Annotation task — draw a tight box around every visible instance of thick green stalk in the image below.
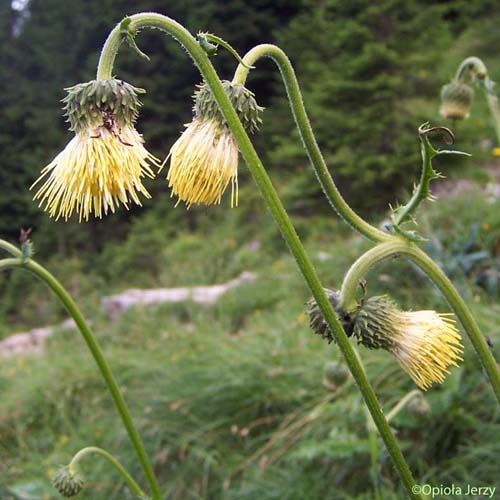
[0,252,162,500]
[353,347,381,500]
[69,446,146,498]
[97,14,419,498]
[339,239,500,404]
[231,44,391,243]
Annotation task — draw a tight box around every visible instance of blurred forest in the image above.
[1,1,500,499]
[0,0,498,248]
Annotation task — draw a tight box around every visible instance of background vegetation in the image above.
[1,0,500,498]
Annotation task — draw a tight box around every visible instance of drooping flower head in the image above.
[32,79,160,221]
[166,80,263,207]
[307,290,463,390]
[352,296,463,390]
[52,466,84,498]
[439,81,474,121]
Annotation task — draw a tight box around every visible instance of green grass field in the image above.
[1,184,499,499]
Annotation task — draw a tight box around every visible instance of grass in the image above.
[1,187,499,499]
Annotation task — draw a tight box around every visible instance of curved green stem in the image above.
[69,446,146,498]
[232,44,390,243]
[0,258,21,271]
[454,56,488,82]
[0,250,162,500]
[339,240,406,313]
[0,240,22,257]
[339,239,500,404]
[96,15,419,498]
[200,33,254,69]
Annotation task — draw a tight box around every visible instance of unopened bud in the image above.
[52,466,84,497]
[306,288,355,343]
[440,81,474,120]
[323,361,350,387]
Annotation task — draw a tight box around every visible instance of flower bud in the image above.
[306,288,355,344]
[52,466,84,497]
[439,81,474,120]
[323,361,350,387]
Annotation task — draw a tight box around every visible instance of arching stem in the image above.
[96,15,420,498]
[0,250,162,500]
[339,239,500,404]
[69,446,147,498]
[232,44,390,243]
[453,56,488,83]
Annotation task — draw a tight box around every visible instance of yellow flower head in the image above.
[353,296,463,390]
[306,290,463,390]
[165,81,263,208]
[167,118,239,207]
[32,79,160,221]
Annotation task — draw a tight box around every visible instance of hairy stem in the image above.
[0,250,161,499]
[391,131,435,228]
[96,15,419,498]
[232,44,390,243]
[339,239,500,404]
[69,446,146,498]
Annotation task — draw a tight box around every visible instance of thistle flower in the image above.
[166,80,263,207]
[32,79,160,221]
[352,296,463,390]
[307,291,463,390]
[439,81,474,121]
[52,466,84,497]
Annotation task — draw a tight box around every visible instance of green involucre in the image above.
[63,79,145,132]
[307,288,355,343]
[194,80,264,134]
[52,466,84,498]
